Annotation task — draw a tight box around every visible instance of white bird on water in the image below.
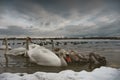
[28,44,67,66]
[0,45,11,50]
[7,44,67,67]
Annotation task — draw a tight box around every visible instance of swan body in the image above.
[7,47,26,56]
[0,45,11,50]
[6,44,67,66]
[27,44,63,66]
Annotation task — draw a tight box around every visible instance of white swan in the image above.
[28,44,62,66]
[7,47,27,56]
[7,44,67,67]
[0,45,11,50]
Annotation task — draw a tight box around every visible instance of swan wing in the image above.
[28,45,61,66]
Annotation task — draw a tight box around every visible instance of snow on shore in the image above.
[0,67,120,80]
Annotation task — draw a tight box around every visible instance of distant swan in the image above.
[0,45,11,50]
[7,47,26,56]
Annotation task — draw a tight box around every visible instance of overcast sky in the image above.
[0,0,120,37]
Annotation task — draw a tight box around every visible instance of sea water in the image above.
[0,39,120,73]
[0,39,120,80]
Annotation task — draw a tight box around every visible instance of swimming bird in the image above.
[27,44,62,66]
[0,45,11,50]
[7,47,26,56]
[7,44,67,67]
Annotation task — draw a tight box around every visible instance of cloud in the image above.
[0,0,120,37]
[0,26,30,35]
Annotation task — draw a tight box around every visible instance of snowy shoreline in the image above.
[0,67,120,80]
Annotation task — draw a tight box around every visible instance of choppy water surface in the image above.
[0,39,120,73]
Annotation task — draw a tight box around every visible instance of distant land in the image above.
[0,37,120,40]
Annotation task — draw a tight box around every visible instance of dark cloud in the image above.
[0,26,31,35]
[28,0,103,17]
[0,25,60,37]
[0,0,120,37]
[94,20,120,36]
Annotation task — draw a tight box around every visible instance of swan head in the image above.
[54,48,68,66]
[54,48,60,52]
[54,48,69,58]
